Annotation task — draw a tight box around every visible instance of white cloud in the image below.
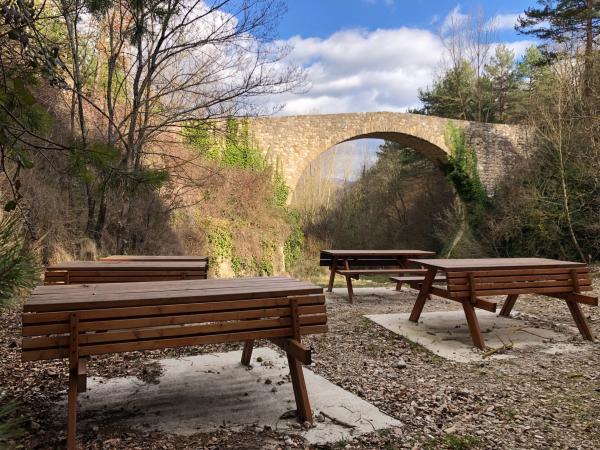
[487,13,520,31]
[440,5,469,35]
[268,27,446,114]
[261,19,534,115]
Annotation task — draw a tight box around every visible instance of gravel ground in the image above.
[1,279,599,450]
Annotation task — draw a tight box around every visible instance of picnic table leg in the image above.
[241,340,254,365]
[409,268,437,322]
[341,258,354,303]
[395,256,409,291]
[462,300,486,350]
[287,352,313,423]
[565,301,594,341]
[67,314,79,450]
[327,257,338,292]
[499,294,519,317]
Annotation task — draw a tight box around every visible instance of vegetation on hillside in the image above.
[413,0,600,261]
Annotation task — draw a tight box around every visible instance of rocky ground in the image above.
[1,276,599,450]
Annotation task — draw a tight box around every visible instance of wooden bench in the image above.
[100,254,209,266]
[22,277,327,449]
[44,260,208,285]
[390,275,447,291]
[320,250,435,302]
[406,258,598,350]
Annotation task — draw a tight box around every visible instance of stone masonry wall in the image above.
[245,112,530,194]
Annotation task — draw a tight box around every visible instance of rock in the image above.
[393,359,407,369]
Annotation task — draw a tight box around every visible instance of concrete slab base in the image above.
[366,310,583,363]
[75,348,400,444]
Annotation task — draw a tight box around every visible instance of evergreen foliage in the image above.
[0,214,40,306]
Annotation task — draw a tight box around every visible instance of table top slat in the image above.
[408,258,587,271]
[321,250,435,257]
[25,277,323,312]
[46,261,207,270]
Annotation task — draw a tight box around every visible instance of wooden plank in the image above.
[548,293,598,306]
[412,258,587,272]
[22,295,326,325]
[32,277,316,298]
[499,294,519,317]
[447,273,591,285]
[33,276,293,295]
[22,325,328,361]
[67,314,79,450]
[336,269,428,275]
[446,285,593,298]
[427,287,497,313]
[409,268,437,322]
[241,340,254,366]
[321,250,435,257]
[287,351,312,423]
[25,284,324,313]
[101,255,208,262]
[447,279,591,292]
[46,261,208,270]
[23,314,327,351]
[462,300,486,350]
[270,338,312,365]
[444,267,588,279]
[22,305,327,349]
[565,301,594,340]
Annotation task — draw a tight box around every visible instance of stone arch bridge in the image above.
[245,112,530,194]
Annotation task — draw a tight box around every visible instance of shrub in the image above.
[0,214,40,306]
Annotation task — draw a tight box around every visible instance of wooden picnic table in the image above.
[44,260,208,284]
[22,276,327,449]
[405,258,598,350]
[100,255,208,262]
[320,249,435,302]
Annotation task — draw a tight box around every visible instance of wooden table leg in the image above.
[241,340,254,365]
[565,301,594,341]
[462,300,486,350]
[327,257,338,292]
[499,294,519,317]
[395,256,408,291]
[409,268,437,322]
[287,352,313,423]
[345,275,354,303]
[67,314,79,450]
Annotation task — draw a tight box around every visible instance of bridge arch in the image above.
[246,112,529,195]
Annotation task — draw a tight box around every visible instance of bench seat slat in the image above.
[22,295,325,325]
[23,303,326,336]
[446,267,589,278]
[336,269,427,275]
[22,313,328,350]
[447,273,591,285]
[448,285,593,298]
[448,279,592,292]
[22,324,328,361]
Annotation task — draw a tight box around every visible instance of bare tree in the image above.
[50,0,305,247]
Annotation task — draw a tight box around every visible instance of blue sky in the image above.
[279,1,532,41]
[266,1,538,115]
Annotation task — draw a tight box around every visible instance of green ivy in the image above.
[257,239,276,276]
[442,123,489,224]
[283,211,304,270]
[272,169,290,208]
[207,222,233,264]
